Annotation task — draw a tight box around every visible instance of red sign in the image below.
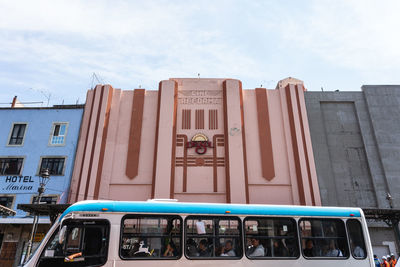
[186,141,213,154]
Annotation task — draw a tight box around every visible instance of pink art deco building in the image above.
[68,77,321,206]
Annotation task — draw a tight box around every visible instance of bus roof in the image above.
[60,201,362,221]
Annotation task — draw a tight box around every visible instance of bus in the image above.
[23,200,374,267]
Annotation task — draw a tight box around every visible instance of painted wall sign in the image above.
[5,176,34,183]
[178,90,222,105]
[3,176,34,191]
[186,133,213,154]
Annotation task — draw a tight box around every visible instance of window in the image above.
[39,157,66,175]
[299,219,349,258]
[32,195,58,204]
[185,216,242,258]
[347,219,367,259]
[49,123,68,145]
[38,219,110,267]
[0,158,24,175]
[0,196,14,209]
[120,215,182,259]
[8,123,27,145]
[244,217,299,258]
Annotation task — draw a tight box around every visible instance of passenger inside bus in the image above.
[198,239,211,257]
[273,240,289,257]
[215,246,228,256]
[186,238,199,257]
[247,238,265,257]
[163,241,178,257]
[324,240,343,257]
[350,238,365,258]
[224,240,236,256]
[303,239,315,257]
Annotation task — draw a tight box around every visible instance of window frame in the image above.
[298,218,350,260]
[119,214,183,260]
[0,194,16,209]
[346,219,367,260]
[30,194,59,205]
[243,216,300,260]
[37,156,67,176]
[48,122,69,146]
[7,122,28,146]
[0,157,25,176]
[184,215,243,260]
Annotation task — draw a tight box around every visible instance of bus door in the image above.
[36,219,110,267]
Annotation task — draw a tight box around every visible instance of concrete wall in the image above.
[305,86,400,256]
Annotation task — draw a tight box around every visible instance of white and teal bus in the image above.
[23,200,374,267]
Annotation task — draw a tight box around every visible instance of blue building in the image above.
[0,102,83,267]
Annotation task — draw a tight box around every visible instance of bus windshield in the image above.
[35,219,110,267]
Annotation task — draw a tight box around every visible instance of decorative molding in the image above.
[195,109,204,129]
[255,88,275,181]
[126,89,145,179]
[285,85,306,205]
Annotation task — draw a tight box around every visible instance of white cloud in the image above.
[279,0,400,71]
[0,0,400,104]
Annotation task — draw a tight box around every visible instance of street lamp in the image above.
[24,168,51,263]
[387,192,393,209]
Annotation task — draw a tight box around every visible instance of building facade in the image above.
[305,86,400,257]
[0,104,83,267]
[68,78,321,206]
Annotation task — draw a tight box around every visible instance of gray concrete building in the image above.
[305,85,400,258]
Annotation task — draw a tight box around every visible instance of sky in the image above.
[1,0,400,106]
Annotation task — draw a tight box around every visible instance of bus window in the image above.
[299,218,349,259]
[38,220,110,267]
[347,219,367,259]
[185,216,242,259]
[244,217,299,259]
[120,215,182,259]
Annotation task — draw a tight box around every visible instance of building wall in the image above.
[0,106,83,267]
[0,107,83,213]
[69,78,321,206]
[305,86,400,256]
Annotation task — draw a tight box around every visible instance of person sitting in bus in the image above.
[248,238,265,257]
[324,240,343,257]
[303,239,314,257]
[163,241,177,257]
[186,238,199,257]
[350,239,365,258]
[224,240,236,256]
[273,240,289,257]
[215,246,228,256]
[198,239,211,257]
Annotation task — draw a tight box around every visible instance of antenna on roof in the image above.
[90,72,105,89]
[28,88,51,107]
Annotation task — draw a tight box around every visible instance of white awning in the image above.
[0,204,16,216]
